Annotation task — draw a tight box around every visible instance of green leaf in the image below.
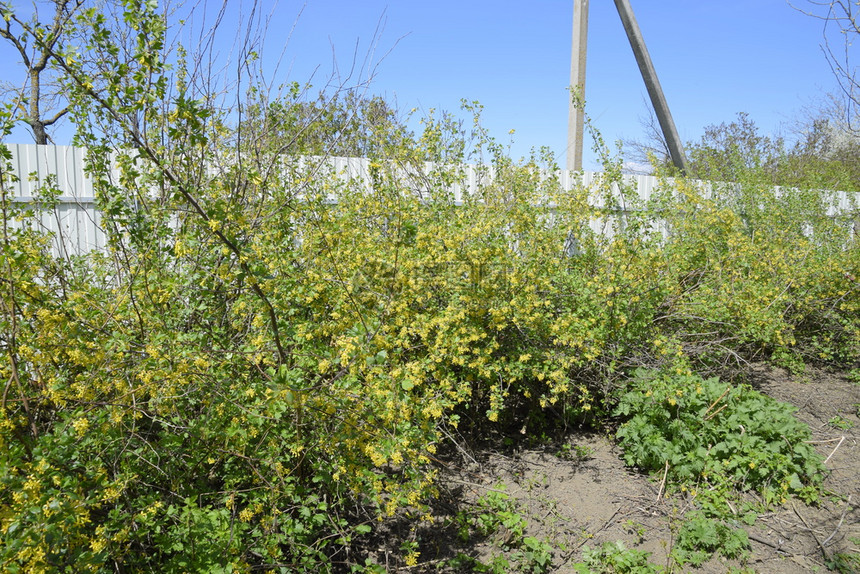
[788,473,804,491]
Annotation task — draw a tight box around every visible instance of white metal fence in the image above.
[3,145,107,257]
[2,143,857,258]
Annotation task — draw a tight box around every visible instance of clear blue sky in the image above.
[1,0,850,171]
[258,0,849,169]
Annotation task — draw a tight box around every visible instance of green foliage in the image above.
[576,512,749,571]
[575,515,750,572]
[828,550,860,574]
[557,442,594,463]
[827,532,860,573]
[683,111,860,192]
[616,369,825,513]
[515,536,554,573]
[450,488,554,573]
[687,112,783,183]
[474,490,527,540]
[646,110,860,376]
[672,512,749,567]
[2,2,860,570]
[828,415,853,430]
[652,161,860,370]
[573,541,663,574]
[243,89,413,159]
[457,490,552,574]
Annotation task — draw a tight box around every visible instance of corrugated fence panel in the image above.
[3,144,857,256]
[4,144,102,258]
[7,144,95,200]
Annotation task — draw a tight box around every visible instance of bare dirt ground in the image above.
[388,365,860,573]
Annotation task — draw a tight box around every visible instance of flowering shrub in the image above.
[0,4,856,569]
[649,172,860,371]
[3,124,854,570]
[3,107,858,569]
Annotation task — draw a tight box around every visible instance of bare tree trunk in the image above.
[28,68,48,144]
[0,0,82,144]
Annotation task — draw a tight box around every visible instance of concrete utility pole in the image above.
[613,0,688,174]
[567,0,589,172]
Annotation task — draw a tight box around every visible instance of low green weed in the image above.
[828,415,854,430]
[574,520,751,573]
[573,541,663,573]
[615,368,825,512]
[558,442,594,463]
[671,512,749,567]
[828,552,860,574]
[448,486,553,574]
[459,488,526,541]
[511,536,554,573]
[450,487,555,573]
[622,519,647,544]
[771,347,807,376]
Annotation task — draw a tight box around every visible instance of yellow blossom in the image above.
[72,417,90,436]
[90,537,107,553]
[405,551,420,567]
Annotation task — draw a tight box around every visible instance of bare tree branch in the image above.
[0,0,84,143]
[790,1,860,129]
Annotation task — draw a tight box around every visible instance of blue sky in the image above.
[253,0,851,169]
[1,0,850,170]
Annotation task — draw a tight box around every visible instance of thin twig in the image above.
[824,436,845,465]
[703,385,731,418]
[704,403,729,422]
[747,532,782,550]
[792,502,829,559]
[656,460,669,504]
[821,494,852,548]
